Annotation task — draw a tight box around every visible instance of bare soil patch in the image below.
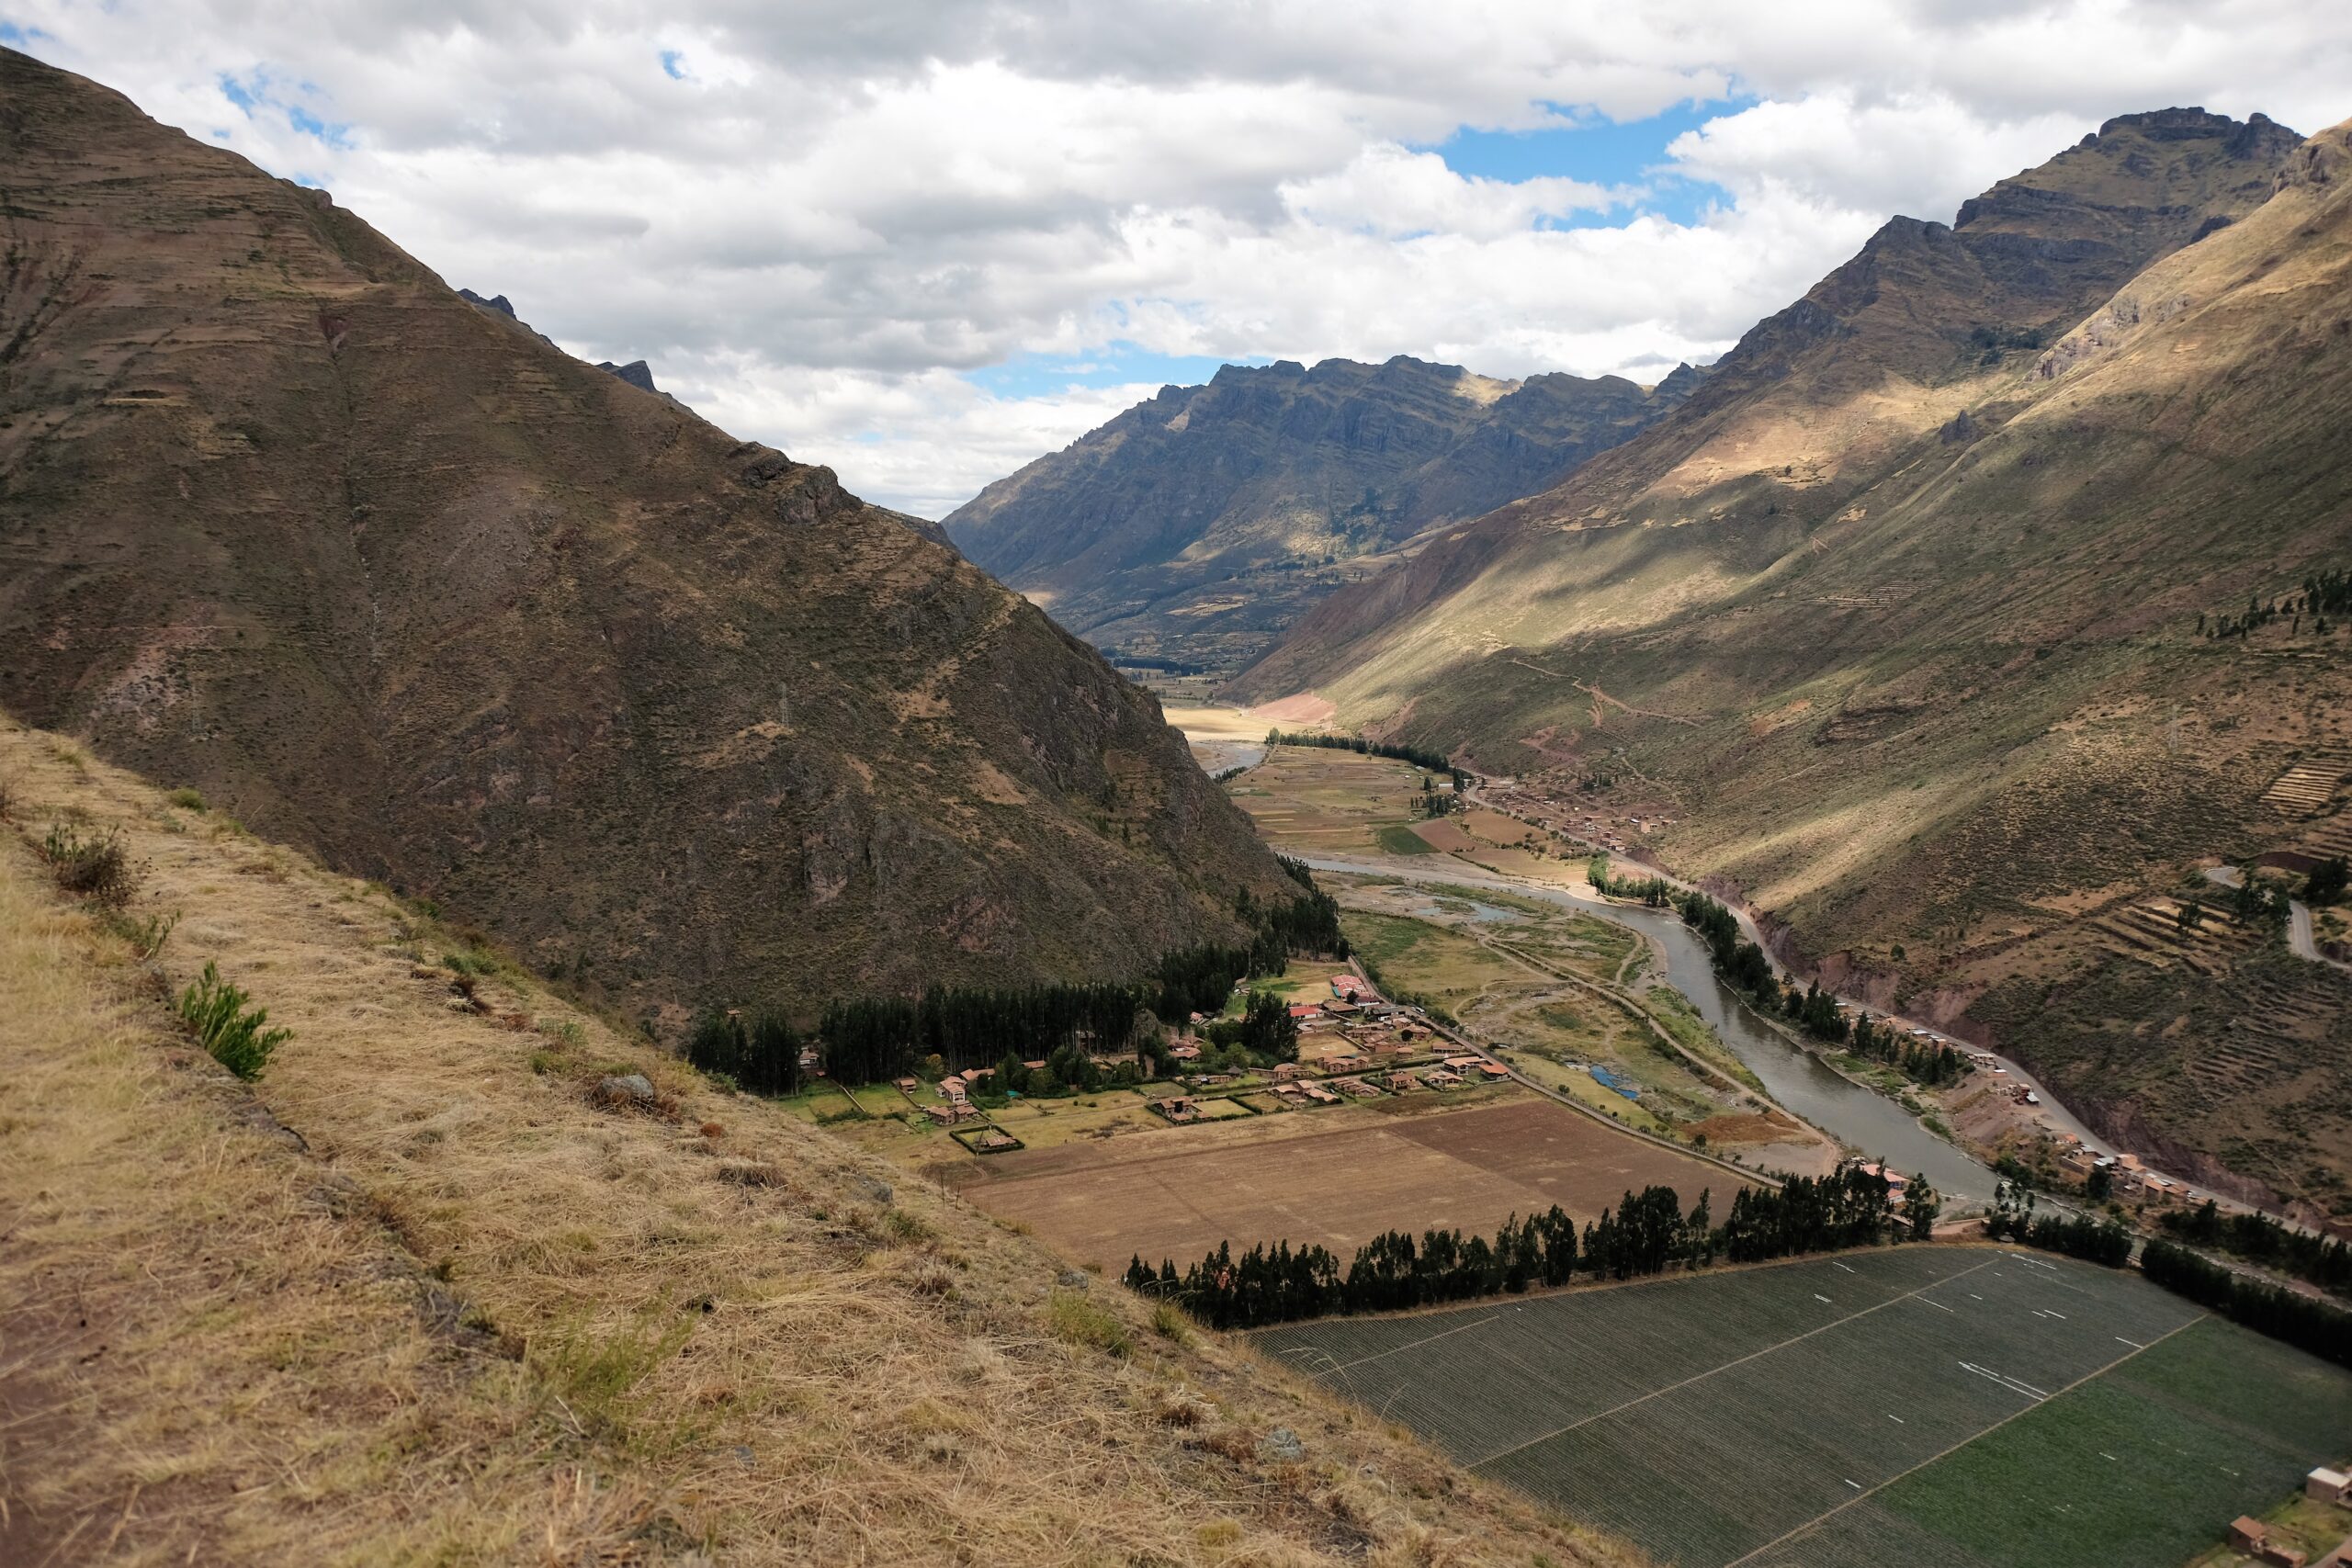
[956,1094,1757,1271]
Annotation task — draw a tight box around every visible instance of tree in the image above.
[2307,857,2348,907]
[1904,1173,1939,1240]
[1237,989,1299,1062]
[2086,1163,2113,1201]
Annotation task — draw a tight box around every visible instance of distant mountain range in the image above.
[0,46,1293,1016]
[946,355,1707,672]
[1233,107,2352,1220]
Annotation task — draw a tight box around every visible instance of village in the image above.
[864,968,1517,1155]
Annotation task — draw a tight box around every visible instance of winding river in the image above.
[1299,852,1998,1207]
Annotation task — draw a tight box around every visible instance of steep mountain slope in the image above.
[1235,109,2352,1219]
[0,719,1624,1566]
[0,48,1292,1020]
[947,355,1704,672]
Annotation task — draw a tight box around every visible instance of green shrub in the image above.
[1047,1291,1132,1357]
[177,961,290,1080]
[166,786,207,811]
[103,908,179,959]
[1150,1299,1193,1343]
[40,822,137,907]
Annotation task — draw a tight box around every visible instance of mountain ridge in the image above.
[0,46,1291,1021]
[946,351,1705,672]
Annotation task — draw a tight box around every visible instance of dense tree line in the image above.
[1835,1003,1969,1087]
[1666,884,1779,996]
[2159,1201,2352,1297]
[1718,1168,1903,1260]
[819,981,1146,1085]
[810,869,1346,1086]
[2142,1238,2352,1369]
[1131,1168,1924,1329]
[1265,728,1465,786]
[686,1008,806,1096]
[1986,1180,2133,1265]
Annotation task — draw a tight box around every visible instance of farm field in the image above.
[1227,746,1453,855]
[1338,891,1812,1156]
[943,1091,1758,1275]
[1257,1247,2352,1568]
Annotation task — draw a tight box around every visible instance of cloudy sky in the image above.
[6,2,2349,516]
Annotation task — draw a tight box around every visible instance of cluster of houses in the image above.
[2223,1464,2352,1566]
[895,1066,990,1125]
[2049,1141,2210,1206]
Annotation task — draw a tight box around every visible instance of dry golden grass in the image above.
[0,716,1638,1567]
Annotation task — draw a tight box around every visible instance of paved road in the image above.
[2202,863,2349,973]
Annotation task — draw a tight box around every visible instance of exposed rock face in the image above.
[0,47,1294,1017]
[457,288,515,318]
[946,355,1704,672]
[1237,107,2352,1214]
[596,358,659,394]
[457,286,674,402]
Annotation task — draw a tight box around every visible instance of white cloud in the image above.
[6,0,2349,513]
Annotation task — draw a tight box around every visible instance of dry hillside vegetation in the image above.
[0,46,1289,1021]
[947,356,1705,673]
[0,719,1627,1566]
[1235,110,2352,1219]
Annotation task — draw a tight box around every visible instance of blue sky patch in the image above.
[661,49,687,80]
[288,104,352,148]
[0,19,51,46]
[1425,97,1747,228]
[967,344,1273,401]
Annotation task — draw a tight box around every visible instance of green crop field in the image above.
[1254,1247,2352,1568]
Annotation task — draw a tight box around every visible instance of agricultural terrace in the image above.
[1258,1247,2352,1568]
[1334,880,1827,1168]
[941,1090,1758,1276]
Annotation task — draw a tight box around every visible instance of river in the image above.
[1298,852,1998,1208]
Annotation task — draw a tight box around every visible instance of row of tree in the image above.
[808,868,1346,1087]
[818,981,1148,1085]
[2141,1237,2351,1370]
[1990,1186,2348,1368]
[1985,1180,2134,1266]
[2199,570,2349,639]
[685,1008,807,1096]
[1128,1167,1928,1329]
[2159,1200,2352,1296]
[1833,1003,1970,1087]
[1265,728,1465,786]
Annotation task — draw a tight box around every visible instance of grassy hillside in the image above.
[947,355,1702,674]
[0,715,1632,1564]
[0,47,1290,1021]
[1230,111,2352,1218]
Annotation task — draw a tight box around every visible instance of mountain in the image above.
[1235,108,2352,1220]
[456,284,675,400]
[945,355,1704,673]
[0,47,1294,1020]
